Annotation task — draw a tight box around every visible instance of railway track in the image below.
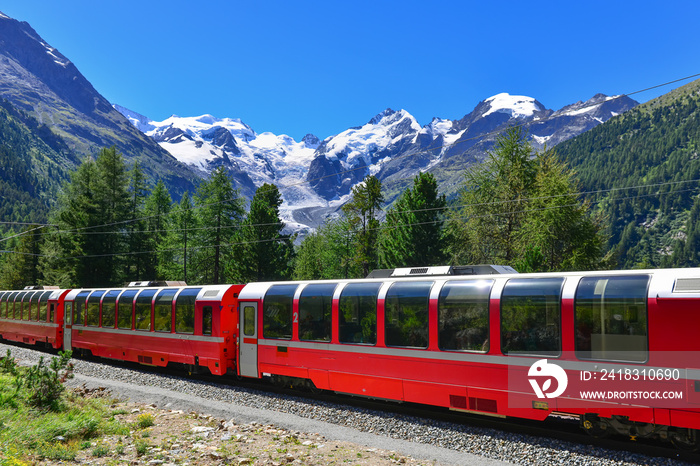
[3,340,698,465]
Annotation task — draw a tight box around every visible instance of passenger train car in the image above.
[2,266,700,446]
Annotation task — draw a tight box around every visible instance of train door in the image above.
[238,302,258,377]
[63,301,73,350]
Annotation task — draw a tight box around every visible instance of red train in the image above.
[2,266,700,447]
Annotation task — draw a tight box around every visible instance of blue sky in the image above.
[2,1,698,140]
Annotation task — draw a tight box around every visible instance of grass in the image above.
[0,350,129,464]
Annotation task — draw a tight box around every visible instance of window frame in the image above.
[134,289,157,331]
[262,284,298,340]
[298,283,336,342]
[438,280,493,353]
[574,275,650,363]
[500,277,564,357]
[338,282,381,345]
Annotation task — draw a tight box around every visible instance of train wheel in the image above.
[581,414,610,438]
[671,429,699,451]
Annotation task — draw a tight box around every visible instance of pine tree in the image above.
[515,149,605,272]
[447,128,604,271]
[342,175,384,277]
[234,183,293,282]
[194,167,244,284]
[144,180,172,279]
[158,192,198,282]
[42,147,131,287]
[379,172,446,268]
[0,225,45,289]
[126,161,149,280]
[447,126,536,265]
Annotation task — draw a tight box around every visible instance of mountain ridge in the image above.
[115,92,638,232]
[0,12,198,199]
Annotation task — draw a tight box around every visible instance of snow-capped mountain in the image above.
[115,92,637,232]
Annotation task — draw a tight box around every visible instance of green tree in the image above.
[42,147,131,287]
[194,167,244,284]
[294,216,361,280]
[447,126,536,265]
[126,161,149,279]
[144,179,172,279]
[0,225,45,289]
[342,175,384,277]
[158,192,198,282]
[514,149,606,272]
[234,183,293,282]
[447,128,604,271]
[94,146,130,284]
[379,172,446,268]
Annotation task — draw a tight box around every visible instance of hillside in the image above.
[0,98,75,225]
[556,79,700,268]
[0,12,198,199]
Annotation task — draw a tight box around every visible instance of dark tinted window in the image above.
[101,290,120,328]
[339,283,380,345]
[263,285,297,339]
[438,280,492,352]
[299,283,335,342]
[38,291,51,322]
[0,292,6,319]
[20,292,31,321]
[135,289,156,331]
[30,291,41,321]
[575,275,649,362]
[117,289,137,330]
[202,306,213,335]
[385,282,432,348]
[154,289,177,332]
[243,305,256,336]
[501,278,563,356]
[74,291,90,325]
[86,290,105,327]
[7,292,18,319]
[175,288,200,334]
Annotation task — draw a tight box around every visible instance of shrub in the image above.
[0,349,18,375]
[136,413,154,429]
[24,351,73,410]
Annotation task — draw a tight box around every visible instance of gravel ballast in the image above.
[1,343,691,465]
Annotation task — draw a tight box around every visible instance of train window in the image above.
[20,292,31,321]
[175,288,200,334]
[501,278,563,356]
[73,291,90,325]
[86,290,105,327]
[7,292,18,319]
[135,289,156,331]
[575,275,649,362]
[30,292,41,321]
[117,289,137,330]
[263,284,297,340]
[0,291,7,318]
[339,282,381,345]
[21,292,32,320]
[299,283,335,342]
[38,291,51,322]
[438,280,492,352]
[101,290,120,328]
[202,306,213,335]
[154,289,177,333]
[385,282,432,348]
[243,306,255,336]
